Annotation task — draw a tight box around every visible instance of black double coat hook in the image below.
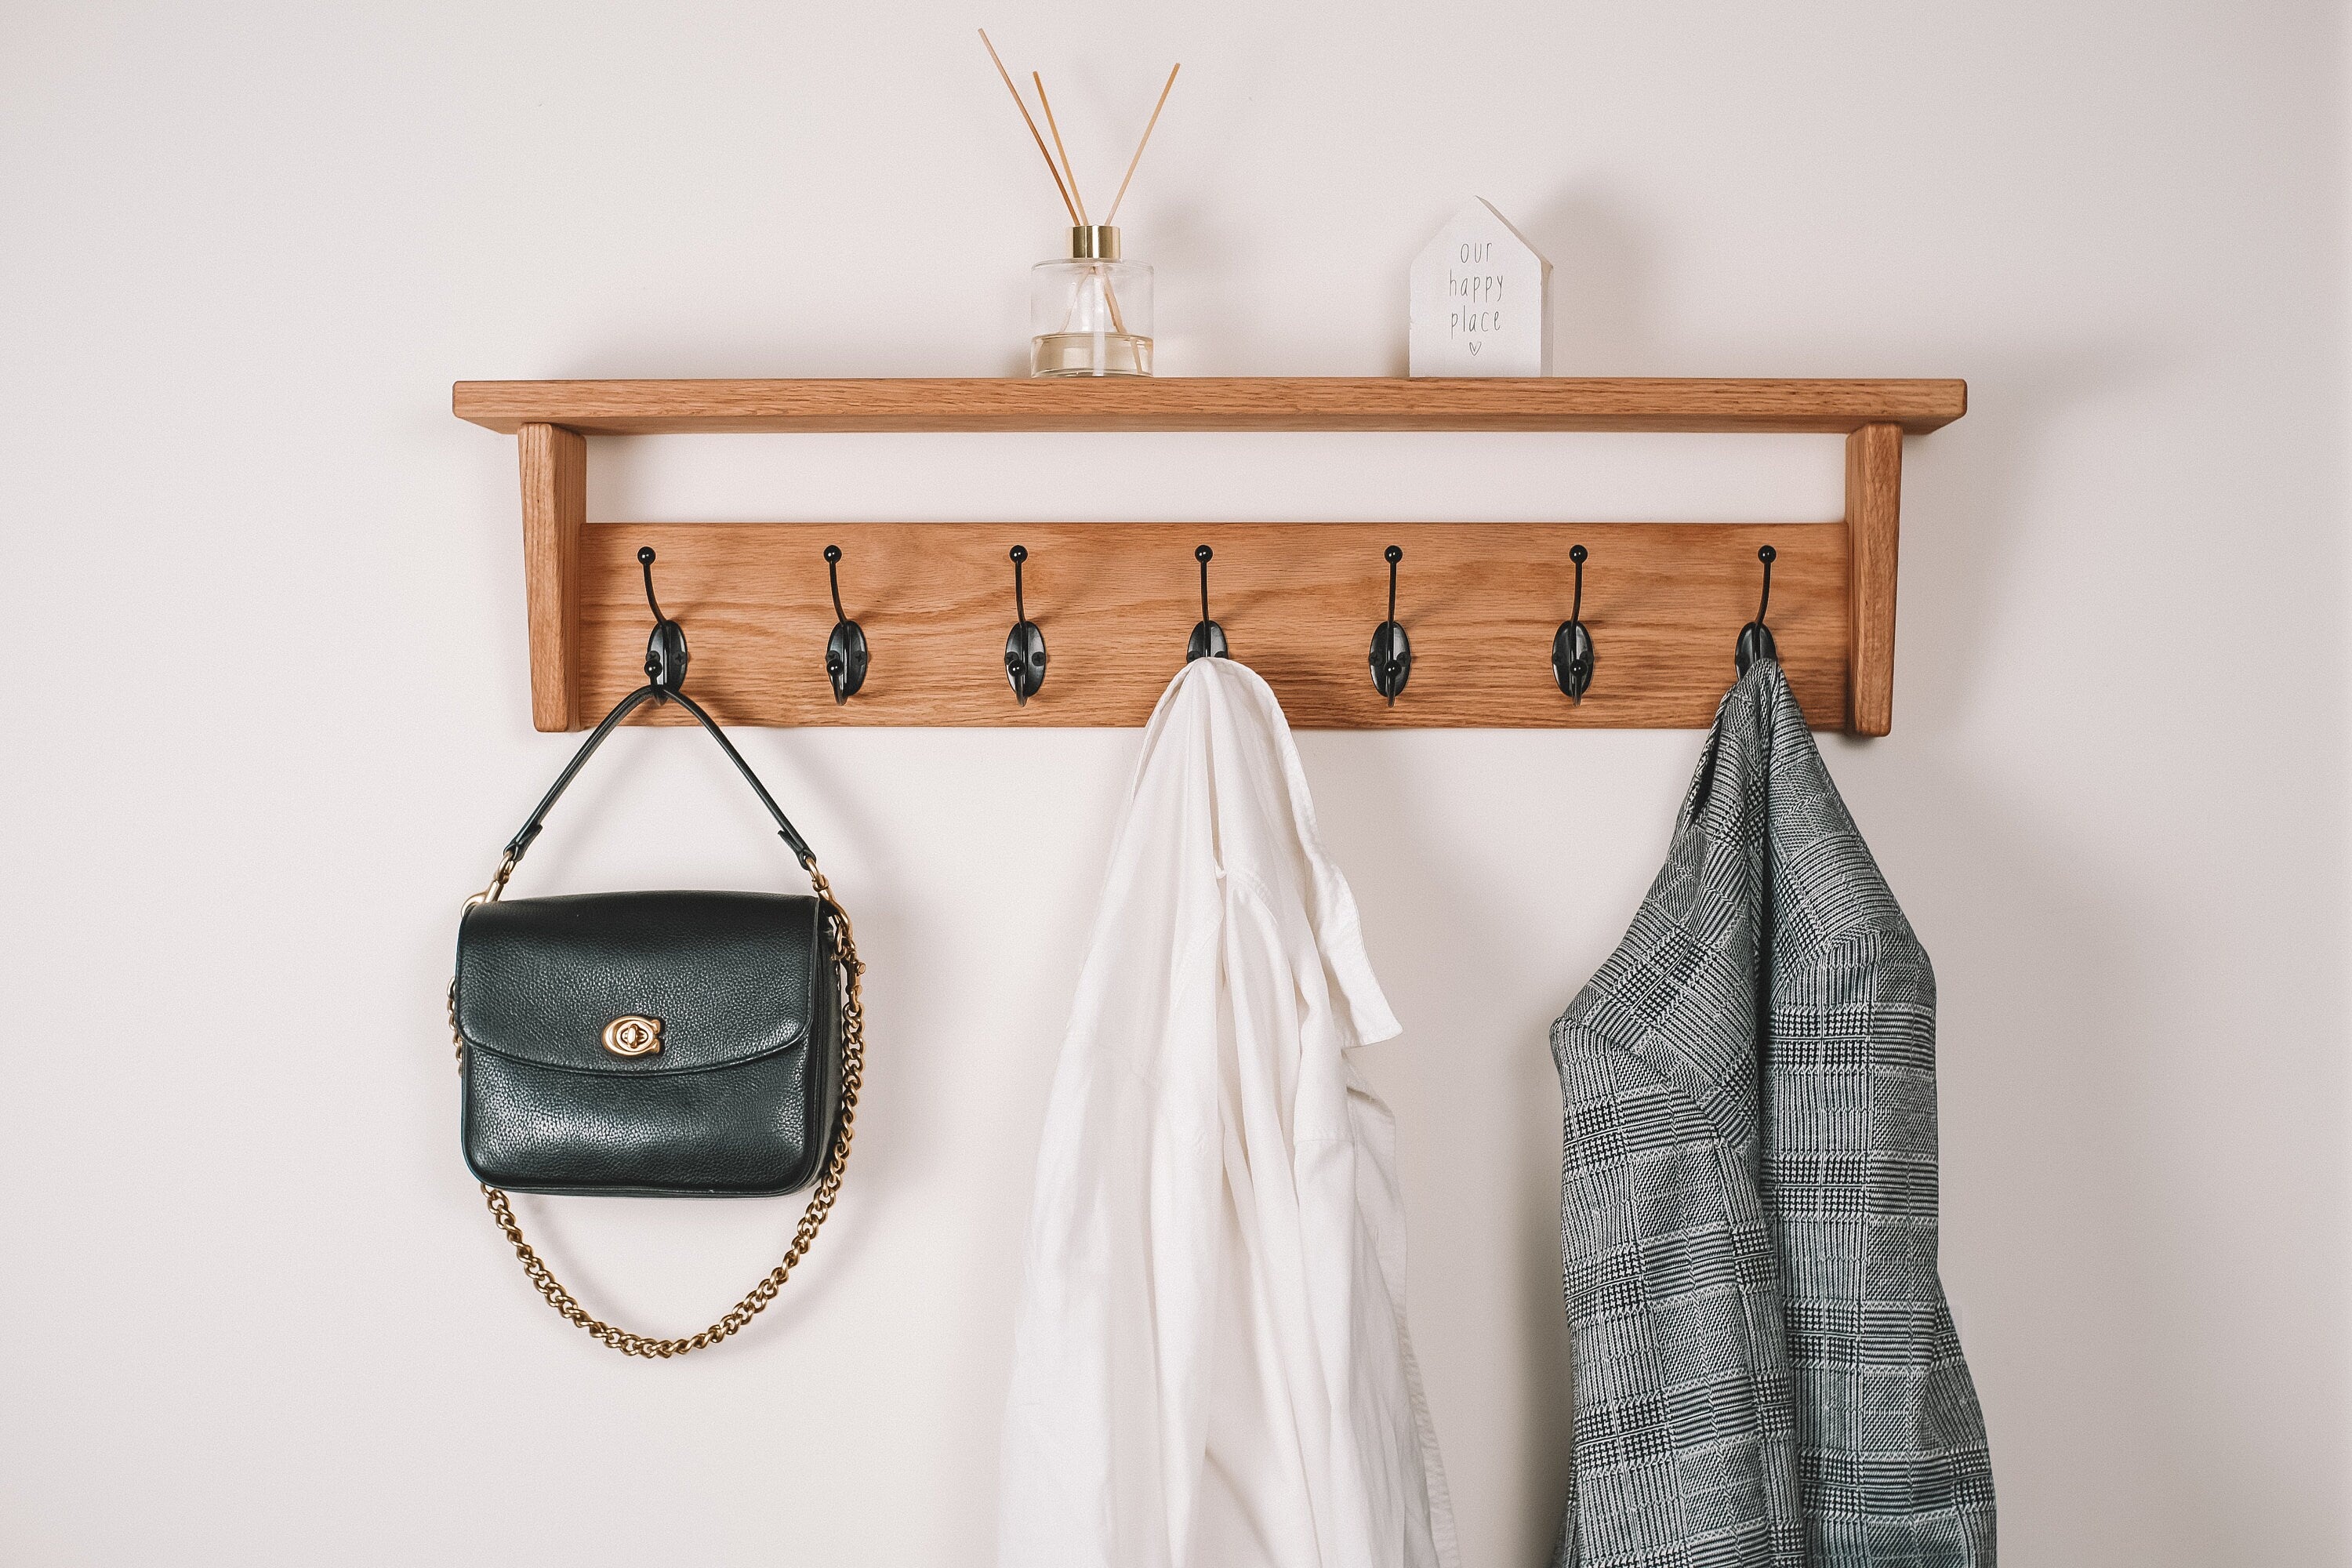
[1186,546,1229,662]
[822,545,869,705]
[1369,546,1410,704]
[1552,545,1595,703]
[637,546,688,696]
[1004,546,1048,704]
[1735,545,1777,673]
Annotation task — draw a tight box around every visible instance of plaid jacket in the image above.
[1552,660,1995,1567]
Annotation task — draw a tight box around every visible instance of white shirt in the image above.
[998,657,1457,1568]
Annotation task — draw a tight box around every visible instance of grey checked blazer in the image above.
[1552,660,1994,1567]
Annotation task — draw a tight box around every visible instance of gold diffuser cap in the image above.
[1069,224,1121,260]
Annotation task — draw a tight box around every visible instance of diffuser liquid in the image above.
[1032,331,1154,377]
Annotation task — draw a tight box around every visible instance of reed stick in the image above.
[1105,63,1181,224]
[1032,73,1090,225]
[978,29,1078,225]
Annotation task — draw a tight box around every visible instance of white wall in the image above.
[4,3,2345,1563]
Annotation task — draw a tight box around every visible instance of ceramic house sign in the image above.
[1408,198,1552,376]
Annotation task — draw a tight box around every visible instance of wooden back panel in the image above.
[574,521,1849,730]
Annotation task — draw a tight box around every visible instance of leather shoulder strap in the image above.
[502,684,817,869]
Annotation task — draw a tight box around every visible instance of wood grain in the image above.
[571,521,1852,731]
[1844,423,1903,736]
[454,377,1965,436]
[518,423,585,731]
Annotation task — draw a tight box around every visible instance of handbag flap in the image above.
[456,891,822,1076]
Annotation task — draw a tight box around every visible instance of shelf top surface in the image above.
[452,376,1965,436]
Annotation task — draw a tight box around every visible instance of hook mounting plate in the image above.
[1552,622,1595,702]
[1185,620,1229,662]
[826,620,869,703]
[1369,622,1410,702]
[1005,621,1048,703]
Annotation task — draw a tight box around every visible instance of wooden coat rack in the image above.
[453,378,1965,735]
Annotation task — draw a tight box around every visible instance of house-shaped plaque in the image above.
[1408,198,1552,376]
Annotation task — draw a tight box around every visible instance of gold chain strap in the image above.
[448,858,867,1359]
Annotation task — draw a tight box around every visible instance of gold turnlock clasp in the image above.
[601,1015,663,1058]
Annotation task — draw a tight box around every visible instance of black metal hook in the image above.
[1735,544,1778,673]
[637,546,689,695]
[1368,545,1411,704]
[1186,545,1229,661]
[822,544,869,705]
[1004,546,1048,704]
[1552,544,1595,703]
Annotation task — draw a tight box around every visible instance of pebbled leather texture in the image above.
[456,890,842,1196]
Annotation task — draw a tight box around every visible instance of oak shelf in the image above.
[456,376,1963,737]
[453,376,1965,437]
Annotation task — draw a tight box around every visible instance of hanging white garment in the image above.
[998,656,1457,1568]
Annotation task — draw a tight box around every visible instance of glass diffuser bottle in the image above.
[1032,224,1152,377]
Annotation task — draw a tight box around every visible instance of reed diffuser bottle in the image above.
[978,32,1180,379]
[1033,224,1152,377]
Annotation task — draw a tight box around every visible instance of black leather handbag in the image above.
[448,680,864,1358]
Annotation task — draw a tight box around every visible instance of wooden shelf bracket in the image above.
[517,423,586,732]
[1844,423,1904,739]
